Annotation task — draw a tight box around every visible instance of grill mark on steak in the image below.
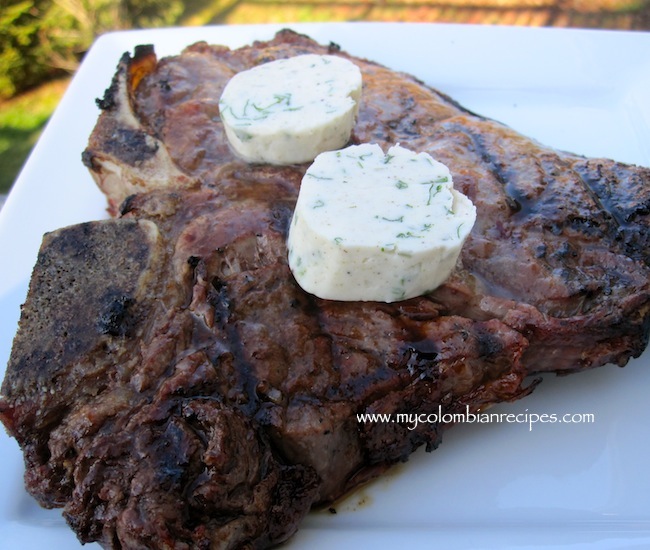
[447,119,528,214]
[574,160,650,265]
[98,127,160,166]
[574,165,624,228]
[2,29,650,549]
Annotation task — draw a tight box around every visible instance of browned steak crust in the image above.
[0,188,532,547]
[2,29,650,549]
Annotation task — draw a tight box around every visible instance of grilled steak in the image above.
[1,29,649,549]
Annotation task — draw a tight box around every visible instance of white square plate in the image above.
[1,22,649,549]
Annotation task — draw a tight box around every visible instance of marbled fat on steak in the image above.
[1,29,649,549]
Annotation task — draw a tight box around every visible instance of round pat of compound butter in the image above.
[218,54,362,165]
[287,143,477,302]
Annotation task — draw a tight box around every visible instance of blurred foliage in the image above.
[0,0,185,100]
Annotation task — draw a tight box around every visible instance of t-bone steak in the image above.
[1,29,649,549]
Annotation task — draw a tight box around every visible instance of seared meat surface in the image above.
[0,190,532,548]
[1,29,649,549]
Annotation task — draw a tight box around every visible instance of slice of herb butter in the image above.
[219,54,362,165]
[287,143,476,302]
